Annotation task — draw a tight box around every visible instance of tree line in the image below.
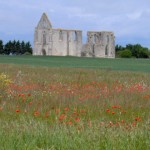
[0,39,150,58]
[0,40,32,55]
[116,44,150,58]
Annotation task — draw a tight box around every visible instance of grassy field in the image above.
[0,56,150,149]
[0,55,150,72]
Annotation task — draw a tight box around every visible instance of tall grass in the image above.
[0,64,150,149]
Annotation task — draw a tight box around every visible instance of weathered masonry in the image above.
[33,13,115,58]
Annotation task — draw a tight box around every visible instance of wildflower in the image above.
[73,111,77,115]
[18,94,21,97]
[112,105,117,109]
[99,122,105,126]
[121,120,124,123]
[135,117,141,121]
[80,109,86,113]
[88,120,92,128]
[45,111,50,117]
[59,114,66,121]
[34,111,40,116]
[21,94,25,97]
[28,102,33,105]
[24,109,27,113]
[132,122,136,126]
[144,94,150,99]
[51,106,55,109]
[109,121,113,126]
[116,122,119,126]
[64,107,69,111]
[75,117,80,122]
[55,109,60,114]
[112,111,115,114]
[67,121,73,125]
[16,109,20,113]
[28,93,31,97]
[0,73,12,86]
[106,109,110,112]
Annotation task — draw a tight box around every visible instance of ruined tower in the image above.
[33,13,115,58]
[33,13,53,55]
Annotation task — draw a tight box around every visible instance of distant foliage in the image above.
[0,40,4,54]
[23,52,32,55]
[118,49,132,58]
[0,39,32,55]
[116,44,150,58]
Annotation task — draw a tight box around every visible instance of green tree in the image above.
[24,42,32,54]
[15,40,21,54]
[11,40,17,54]
[4,41,13,55]
[0,40,4,54]
[3,40,33,55]
[126,44,149,58]
[21,41,26,54]
[115,44,125,52]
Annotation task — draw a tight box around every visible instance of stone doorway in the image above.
[42,49,46,55]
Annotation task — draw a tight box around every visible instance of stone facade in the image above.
[33,13,115,58]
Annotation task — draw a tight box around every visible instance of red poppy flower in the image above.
[28,93,31,96]
[112,111,115,114]
[16,109,20,113]
[75,117,80,122]
[106,109,110,112]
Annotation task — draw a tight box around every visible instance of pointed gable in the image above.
[37,13,52,29]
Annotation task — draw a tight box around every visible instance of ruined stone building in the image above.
[33,13,115,58]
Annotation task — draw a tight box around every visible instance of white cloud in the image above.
[127,12,142,20]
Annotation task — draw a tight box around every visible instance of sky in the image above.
[0,0,150,48]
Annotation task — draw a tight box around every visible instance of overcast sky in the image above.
[0,0,150,48]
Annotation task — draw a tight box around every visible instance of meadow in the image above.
[0,55,150,72]
[0,56,150,149]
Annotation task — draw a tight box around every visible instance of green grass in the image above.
[0,55,150,72]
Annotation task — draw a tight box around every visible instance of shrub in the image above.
[23,52,32,55]
[119,49,132,58]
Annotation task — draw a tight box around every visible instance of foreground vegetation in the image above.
[0,63,150,149]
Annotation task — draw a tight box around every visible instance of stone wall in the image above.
[33,13,115,58]
[82,31,115,58]
[52,29,82,56]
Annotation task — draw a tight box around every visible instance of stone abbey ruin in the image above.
[33,13,115,58]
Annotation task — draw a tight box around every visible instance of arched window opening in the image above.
[73,31,77,41]
[59,30,63,41]
[105,45,108,56]
[93,34,96,44]
[43,32,46,45]
[107,35,109,43]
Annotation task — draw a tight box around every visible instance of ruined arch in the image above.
[93,34,96,44]
[73,31,77,41]
[105,45,108,56]
[42,49,46,55]
[43,31,46,45]
[59,30,63,41]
